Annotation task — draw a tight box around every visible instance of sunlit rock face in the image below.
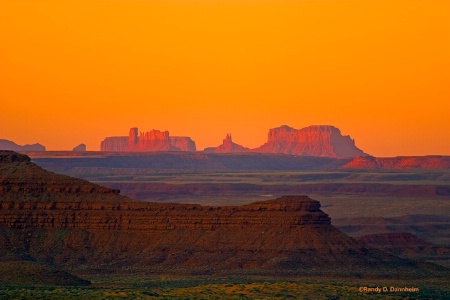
[100,127,196,152]
[204,134,249,153]
[253,125,367,158]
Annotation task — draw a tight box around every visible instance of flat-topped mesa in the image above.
[127,129,174,151]
[0,196,331,230]
[100,136,128,151]
[246,195,324,212]
[0,152,438,276]
[253,125,367,158]
[100,127,196,151]
[204,133,249,153]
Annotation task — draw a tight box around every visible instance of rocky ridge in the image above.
[0,151,125,202]
[0,139,45,152]
[344,156,450,169]
[0,151,436,276]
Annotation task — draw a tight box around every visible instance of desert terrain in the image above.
[0,150,447,298]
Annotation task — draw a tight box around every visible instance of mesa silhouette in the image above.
[0,139,45,152]
[101,125,366,158]
[0,151,446,278]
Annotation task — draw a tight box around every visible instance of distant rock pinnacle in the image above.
[204,133,249,153]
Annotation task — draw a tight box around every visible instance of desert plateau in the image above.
[2,0,449,297]
[0,149,449,299]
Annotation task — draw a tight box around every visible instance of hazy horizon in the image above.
[1,0,449,156]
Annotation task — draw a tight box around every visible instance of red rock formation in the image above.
[101,128,196,152]
[127,129,175,151]
[253,125,367,158]
[170,136,197,152]
[204,133,249,153]
[343,156,450,169]
[100,136,128,151]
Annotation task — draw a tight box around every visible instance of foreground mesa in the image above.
[0,151,444,277]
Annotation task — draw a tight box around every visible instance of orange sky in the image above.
[1,0,449,156]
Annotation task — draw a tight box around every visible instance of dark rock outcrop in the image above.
[0,151,445,277]
[253,125,367,158]
[0,139,45,152]
[358,233,450,264]
[204,134,249,153]
[0,150,125,202]
[72,144,86,152]
[0,261,91,286]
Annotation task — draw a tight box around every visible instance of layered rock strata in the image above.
[0,151,441,276]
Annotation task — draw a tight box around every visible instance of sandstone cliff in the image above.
[170,136,197,152]
[100,128,196,152]
[100,136,128,151]
[253,125,367,158]
[127,128,175,151]
[0,139,46,152]
[0,151,441,277]
[204,134,249,153]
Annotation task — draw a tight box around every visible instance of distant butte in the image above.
[204,133,249,153]
[100,125,366,158]
[100,127,196,152]
[253,125,367,158]
[72,143,86,152]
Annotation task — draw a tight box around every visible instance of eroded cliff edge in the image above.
[0,151,445,277]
